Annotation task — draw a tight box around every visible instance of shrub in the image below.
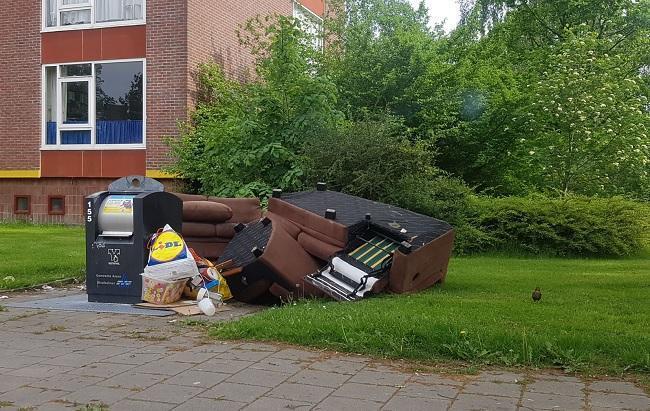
[302,116,436,201]
[473,195,649,257]
[390,175,493,254]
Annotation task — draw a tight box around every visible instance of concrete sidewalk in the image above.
[0,292,648,411]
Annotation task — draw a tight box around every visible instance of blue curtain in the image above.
[46,120,143,145]
[61,130,91,144]
[47,122,57,145]
[97,120,143,144]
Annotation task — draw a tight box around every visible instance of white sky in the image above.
[408,0,461,32]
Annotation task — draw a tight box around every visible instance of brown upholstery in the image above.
[214,223,238,239]
[389,230,455,293]
[266,212,301,239]
[208,197,263,223]
[185,241,229,261]
[268,198,348,245]
[174,193,208,202]
[183,201,233,223]
[259,224,319,290]
[297,232,343,261]
[182,222,217,238]
[172,193,262,262]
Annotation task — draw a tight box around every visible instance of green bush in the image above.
[390,175,493,254]
[472,195,649,257]
[168,17,342,198]
[303,116,436,201]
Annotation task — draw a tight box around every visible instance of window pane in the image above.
[61,9,91,25]
[63,81,89,124]
[50,197,65,214]
[61,64,92,77]
[15,197,30,212]
[61,130,91,144]
[96,62,144,144]
[45,67,57,145]
[63,0,90,4]
[46,0,57,27]
[96,0,143,22]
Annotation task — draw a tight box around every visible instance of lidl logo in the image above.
[150,231,186,263]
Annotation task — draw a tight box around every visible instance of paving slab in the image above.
[242,396,313,411]
[268,382,334,403]
[59,385,134,405]
[129,383,205,404]
[521,392,585,410]
[197,382,271,403]
[383,394,453,411]
[449,393,519,411]
[226,368,293,388]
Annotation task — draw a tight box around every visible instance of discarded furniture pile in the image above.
[214,184,455,303]
[85,176,454,314]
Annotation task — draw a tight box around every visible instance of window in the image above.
[48,196,66,215]
[45,0,144,29]
[44,60,145,148]
[14,196,31,215]
[293,2,324,51]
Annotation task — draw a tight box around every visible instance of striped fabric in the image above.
[348,236,400,269]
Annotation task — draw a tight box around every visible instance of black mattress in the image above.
[282,190,453,249]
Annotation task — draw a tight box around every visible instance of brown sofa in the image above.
[172,193,262,260]
[215,188,454,303]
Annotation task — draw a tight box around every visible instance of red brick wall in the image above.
[187,0,292,89]
[145,0,190,171]
[0,178,113,224]
[0,1,41,171]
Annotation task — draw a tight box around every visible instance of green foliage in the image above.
[424,0,650,198]
[324,0,440,130]
[506,30,650,196]
[303,115,435,201]
[168,16,342,198]
[472,195,649,256]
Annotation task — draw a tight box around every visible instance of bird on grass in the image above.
[532,287,542,302]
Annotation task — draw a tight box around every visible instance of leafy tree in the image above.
[323,0,440,131]
[423,0,649,197]
[507,30,650,196]
[168,16,342,198]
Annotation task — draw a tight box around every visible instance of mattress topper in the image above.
[281,190,453,249]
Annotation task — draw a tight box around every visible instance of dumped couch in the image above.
[213,185,455,303]
[172,193,263,261]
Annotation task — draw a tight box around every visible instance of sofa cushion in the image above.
[183,201,233,223]
[173,193,208,202]
[182,222,216,238]
[186,241,229,261]
[266,212,301,239]
[297,232,343,261]
[215,223,238,239]
[207,197,262,223]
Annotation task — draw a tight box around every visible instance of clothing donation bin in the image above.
[85,176,182,303]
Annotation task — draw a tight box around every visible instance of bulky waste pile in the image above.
[138,224,234,316]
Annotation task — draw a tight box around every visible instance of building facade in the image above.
[0,0,324,224]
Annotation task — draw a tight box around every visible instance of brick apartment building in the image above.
[0,0,325,223]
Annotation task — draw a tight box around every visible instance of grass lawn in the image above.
[212,254,650,376]
[0,223,85,290]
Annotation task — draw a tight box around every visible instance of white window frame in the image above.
[41,58,147,151]
[42,0,146,32]
[293,1,324,51]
